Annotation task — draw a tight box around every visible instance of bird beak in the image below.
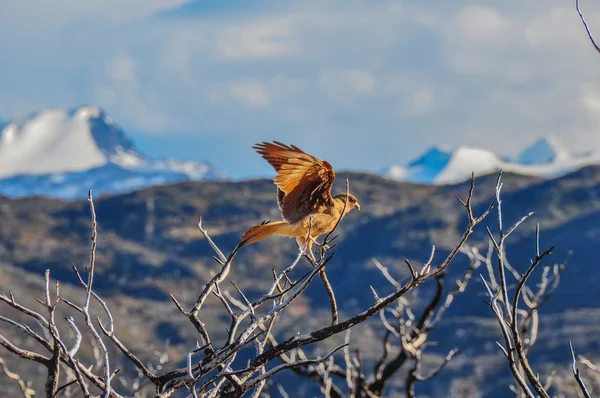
[355,202,361,211]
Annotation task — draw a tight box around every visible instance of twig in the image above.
[570,341,592,398]
[576,0,600,54]
[313,179,351,326]
[251,174,489,373]
[81,190,111,398]
[0,357,36,398]
[237,344,348,394]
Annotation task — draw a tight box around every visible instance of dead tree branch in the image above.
[0,173,495,398]
[0,357,36,398]
[576,0,600,54]
[570,342,592,398]
[479,172,589,398]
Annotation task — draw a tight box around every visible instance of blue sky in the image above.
[1,0,600,178]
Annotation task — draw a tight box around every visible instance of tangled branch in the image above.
[1,173,548,398]
[480,172,591,398]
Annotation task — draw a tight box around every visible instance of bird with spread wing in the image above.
[240,142,360,256]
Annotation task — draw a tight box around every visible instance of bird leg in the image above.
[297,237,317,262]
[306,239,317,262]
[310,236,331,255]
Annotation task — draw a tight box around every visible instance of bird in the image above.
[239,141,360,256]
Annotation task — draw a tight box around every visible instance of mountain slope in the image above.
[1,168,599,396]
[0,163,226,199]
[515,136,570,165]
[0,106,227,199]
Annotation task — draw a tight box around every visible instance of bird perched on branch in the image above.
[240,141,360,255]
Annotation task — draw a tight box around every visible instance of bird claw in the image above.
[310,237,330,251]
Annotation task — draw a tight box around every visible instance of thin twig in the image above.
[576,0,600,54]
[570,341,592,398]
[0,357,36,398]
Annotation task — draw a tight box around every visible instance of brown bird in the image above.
[240,141,360,255]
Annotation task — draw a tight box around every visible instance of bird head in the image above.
[338,193,360,211]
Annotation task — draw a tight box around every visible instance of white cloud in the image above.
[320,69,377,95]
[217,19,298,59]
[525,6,589,48]
[228,82,272,107]
[1,0,188,27]
[108,54,137,82]
[583,94,600,113]
[410,87,436,114]
[581,83,600,122]
[95,54,170,132]
[453,5,513,45]
[2,0,600,174]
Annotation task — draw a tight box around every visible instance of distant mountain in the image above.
[515,136,570,165]
[0,106,227,199]
[385,137,599,184]
[386,146,503,184]
[3,107,598,199]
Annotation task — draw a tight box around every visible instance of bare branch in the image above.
[79,190,111,398]
[0,171,502,398]
[319,268,339,326]
[65,317,82,357]
[570,341,592,398]
[0,316,51,352]
[238,343,348,394]
[576,0,600,54]
[578,355,600,374]
[0,357,35,398]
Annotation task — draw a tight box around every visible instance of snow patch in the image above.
[74,106,102,119]
[0,106,228,199]
[110,146,147,168]
[0,109,107,177]
[435,147,503,183]
[152,159,211,179]
[386,165,407,180]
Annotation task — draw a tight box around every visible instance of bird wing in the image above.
[253,141,336,224]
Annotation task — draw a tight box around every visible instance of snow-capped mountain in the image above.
[514,136,570,165]
[0,107,146,177]
[0,106,227,199]
[385,137,600,184]
[386,146,504,184]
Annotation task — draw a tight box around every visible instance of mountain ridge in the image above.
[385,136,600,184]
[1,167,599,397]
[1,106,599,199]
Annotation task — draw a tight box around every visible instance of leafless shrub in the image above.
[479,172,596,398]
[0,175,495,397]
[2,171,598,398]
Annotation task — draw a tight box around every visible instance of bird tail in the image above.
[240,221,295,247]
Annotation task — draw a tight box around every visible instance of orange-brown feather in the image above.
[239,221,297,247]
[253,141,336,224]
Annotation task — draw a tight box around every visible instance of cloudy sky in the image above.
[1,0,599,177]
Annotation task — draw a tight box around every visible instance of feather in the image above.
[253,142,336,224]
